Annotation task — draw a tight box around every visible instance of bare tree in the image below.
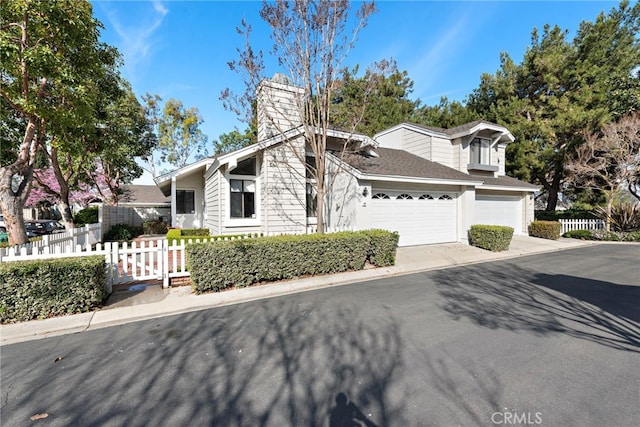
[565,112,640,230]
[221,0,378,232]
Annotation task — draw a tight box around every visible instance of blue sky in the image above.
[91,0,620,182]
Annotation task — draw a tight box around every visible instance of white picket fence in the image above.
[0,238,194,292]
[0,227,357,292]
[559,218,605,234]
[0,223,102,257]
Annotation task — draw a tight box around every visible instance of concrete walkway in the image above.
[0,236,597,345]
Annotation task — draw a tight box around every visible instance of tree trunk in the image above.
[544,167,563,211]
[58,199,75,230]
[316,183,325,234]
[0,171,29,245]
[605,193,613,232]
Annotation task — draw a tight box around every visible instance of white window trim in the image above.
[175,188,197,216]
[224,157,261,227]
[470,137,492,165]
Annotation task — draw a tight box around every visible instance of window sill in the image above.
[467,163,498,172]
[224,219,261,228]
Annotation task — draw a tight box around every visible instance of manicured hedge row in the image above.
[528,220,562,240]
[186,230,399,294]
[362,229,400,267]
[468,225,514,252]
[535,209,597,220]
[0,256,107,323]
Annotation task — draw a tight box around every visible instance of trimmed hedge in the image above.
[468,225,514,252]
[528,220,562,240]
[361,229,400,267]
[186,230,398,294]
[535,209,597,221]
[564,229,640,242]
[0,256,107,323]
[181,228,209,236]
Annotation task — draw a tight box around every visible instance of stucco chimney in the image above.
[257,73,304,141]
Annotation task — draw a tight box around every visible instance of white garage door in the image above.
[475,195,522,234]
[370,190,458,246]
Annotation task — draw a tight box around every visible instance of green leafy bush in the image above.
[468,225,514,252]
[0,256,107,323]
[181,228,209,236]
[563,229,595,240]
[73,206,99,226]
[104,223,143,242]
[186,231,370,294]
[361,229,399,267]
[535,209,597,221]
[563,229,640,242]
[143,220,169,235]
[528,220,562,240]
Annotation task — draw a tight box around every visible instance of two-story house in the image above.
[155,74,538,246]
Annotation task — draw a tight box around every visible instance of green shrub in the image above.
[104,223,143,242]
[468,225,514,252]
[0,232,7,243]
[361,229,399,267]
[528,220,562,240]
[563,229,595,240]
[167,231,258,246]
[535,209,597,221]
[563,229,640,242]
[596,202,640,232]
[73,206,99,226]
[181,228,209,236]
[0,256,107,323]
[143,220,169,235]
[186,231,370,294]
[166,229,181,241]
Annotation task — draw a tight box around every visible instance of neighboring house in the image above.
[97,185,171,236]
[155,75,538,246]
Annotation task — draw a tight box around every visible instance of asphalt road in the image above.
[1,244,639,426]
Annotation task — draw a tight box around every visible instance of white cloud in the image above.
[100,1,169,84]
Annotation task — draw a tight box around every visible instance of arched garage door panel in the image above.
[475,194,522,234]
[370,190,457,246]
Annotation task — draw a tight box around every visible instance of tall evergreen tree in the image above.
[468,1,639,210]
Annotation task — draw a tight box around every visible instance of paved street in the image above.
[1,244,638,426]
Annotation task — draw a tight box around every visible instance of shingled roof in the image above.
[342,147,478,182]
[406,120,506,136]
[476,175,540,190]
[120,185,170,205]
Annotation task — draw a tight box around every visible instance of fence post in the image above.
[162,238,170,289]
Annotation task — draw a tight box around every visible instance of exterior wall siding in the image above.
[325,159,360,229]
[204,169,220,234]
[263,136,307,234]
[175,172,204,229]
[431,135,454,168]
[374,130,403,149]
[401,128,431,159]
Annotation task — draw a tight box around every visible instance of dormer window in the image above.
[468,137,498,172]
[470,137,490,165]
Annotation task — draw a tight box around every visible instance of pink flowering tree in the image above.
[26,168,96,228]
